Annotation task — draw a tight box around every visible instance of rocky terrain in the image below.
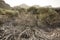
[0,0,10,9]
[0,0,60,40]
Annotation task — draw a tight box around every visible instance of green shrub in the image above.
[38,7,58,26]
[16,8,26,13]
[0,8,5,15]
[27,7,38,14]
[5,10,18,17]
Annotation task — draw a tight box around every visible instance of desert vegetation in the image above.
[0,0,60,40]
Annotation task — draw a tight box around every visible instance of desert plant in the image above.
[27,7,38,14]
[0,8,5,15]
[5,10,18,17]
[16,8,26,13]
[38,7,59,28]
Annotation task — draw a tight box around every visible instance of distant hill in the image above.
[13,4,30,9]
[0,0,10,9]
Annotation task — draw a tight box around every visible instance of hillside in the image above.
[13,4,29,9]
[0,0,60,40]
[0,0,10,9]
